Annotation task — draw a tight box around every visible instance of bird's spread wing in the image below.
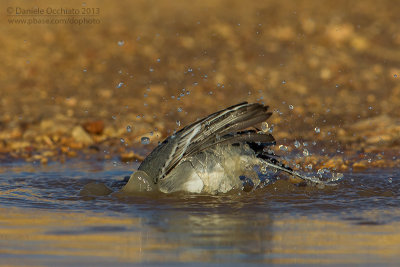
[158,102,274,181]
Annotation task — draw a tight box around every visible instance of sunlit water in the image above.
[0,159,399,266]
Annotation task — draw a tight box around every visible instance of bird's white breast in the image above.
[159,144,261,194]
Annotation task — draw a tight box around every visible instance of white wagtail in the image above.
[122,102,325,194]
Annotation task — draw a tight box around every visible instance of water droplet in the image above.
[116,82,124,88]
[176,120,181,127]
[120,138,125,143]
[289,104,294,110]
[303,149,309,156]
[177,107,182,112]
[312,141,317,146]
[261,122,269,132]
[294,140,301,148]
[314,127,320,133]
[279,145,288,151]
[127,125,132,132]
[118,40,125,46]
[141,137,150,145]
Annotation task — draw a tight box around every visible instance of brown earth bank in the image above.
[1,0,400,170]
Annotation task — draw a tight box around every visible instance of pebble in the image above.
[119,151,144,162]
[72,126,93,145]
[83,121,105,135]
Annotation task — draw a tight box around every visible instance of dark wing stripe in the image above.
[175,102,249,136]
[215,112,272,138]
[184,111,272,157]
[159,123,201,179]
[193,131,276,154]
[189,104,267,145]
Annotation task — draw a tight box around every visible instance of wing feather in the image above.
[157,102,273,180]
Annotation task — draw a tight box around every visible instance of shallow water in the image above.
[0,159,399,266]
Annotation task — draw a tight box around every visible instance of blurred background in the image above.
[1,0,400,166]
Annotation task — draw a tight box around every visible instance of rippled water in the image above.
[0,159,399,265]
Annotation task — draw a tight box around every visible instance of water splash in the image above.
[294,140,301,148]
[279,145,288,151]
[141,137,150,145]
[261,122,269,132]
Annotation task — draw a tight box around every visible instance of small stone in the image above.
[79,182,113,197]
[83,120,104,135]
[72,126,93,145]
[40,157,48,164]
[120,151,145,162]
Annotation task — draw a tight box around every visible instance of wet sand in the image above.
[1,205,399,265]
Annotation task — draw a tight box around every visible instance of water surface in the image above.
[0,160,399,266]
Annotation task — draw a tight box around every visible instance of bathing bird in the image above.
[122,102,317,194]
